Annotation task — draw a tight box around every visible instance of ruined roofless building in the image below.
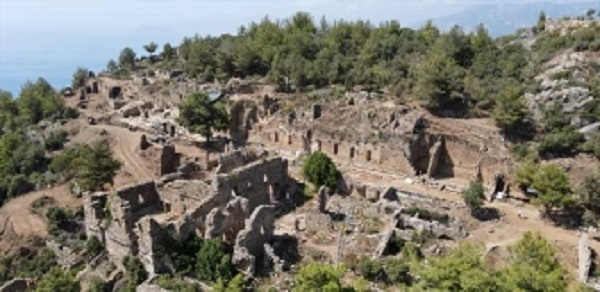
[84,149,292,275]
[246,98,507,185]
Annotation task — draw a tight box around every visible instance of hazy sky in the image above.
[1,0,577,38]
[0,0,587,94]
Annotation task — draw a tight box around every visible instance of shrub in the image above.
[383,259,410,284]
[549,70,572,80]
[123,256,147,292]
[213,274,245,292]
[154,275,199,292]
[302,151,340,189]
[514,160,539,191]
[35,267,80,292]
[88,277,107,292]
[84,236,104,259]
[45,206,72,233]
[538,127,585,157]
[582,134,600,159]
[50,142,121,191]
[579,171,600,213]
[354,257,386,282]
[44,130,68,151]
[0,246,56,285]
[532,164,573,214]
[294,263,347,291]
[462,180,485,213]
[196,239,236,283]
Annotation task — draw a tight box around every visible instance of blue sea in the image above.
[0,31,191,95]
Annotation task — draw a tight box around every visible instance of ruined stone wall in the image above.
[183,191,233,238]
[253,128,307,154]
[104,181,163,266]
[84,192,109,243]
[233,205,276,275]
[137,217,166,275]
[215,147,265,174]
[213,157,288,212]
[204,196,249,243]
[439,135,487,180]
[157,180,212,215]
[252,125,420,177]
[160,145,178,176]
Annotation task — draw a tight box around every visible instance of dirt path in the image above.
[96,124,155,182]
[0,185,81,238]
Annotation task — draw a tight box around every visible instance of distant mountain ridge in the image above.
[414,1,599,37]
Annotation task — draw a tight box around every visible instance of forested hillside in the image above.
[126,12,600,155]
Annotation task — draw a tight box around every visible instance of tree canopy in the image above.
[119,47,137,69]
[177,93,229,164]
[498,231,567,291]
[532,164,573,213]
[50,142,122,191]
[143,42,158,56]
[71,67,88,90]
[302,151,340,189]
[35,267,80,292]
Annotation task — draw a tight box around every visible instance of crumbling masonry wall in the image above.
[84,192,109,243]
[104,181,163,266]
[233,205,276,275]
[215,147,266,174]
[160,145,178,176]
[213,157,288,212]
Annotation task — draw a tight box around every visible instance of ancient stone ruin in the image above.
[84,150,294,276]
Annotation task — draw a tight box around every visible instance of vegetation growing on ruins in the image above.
[177,92,230,165]
[213,274,245,292]
[123,256,147,292]
[401,207,450,223]
[195,238,236,283]
[0,245,57,286]
[294,263,349,291]
[297,231,567,291]
[34,267,80,292]
[154,235,237,284]
[302,151,340,189]
[1,8,600,292]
